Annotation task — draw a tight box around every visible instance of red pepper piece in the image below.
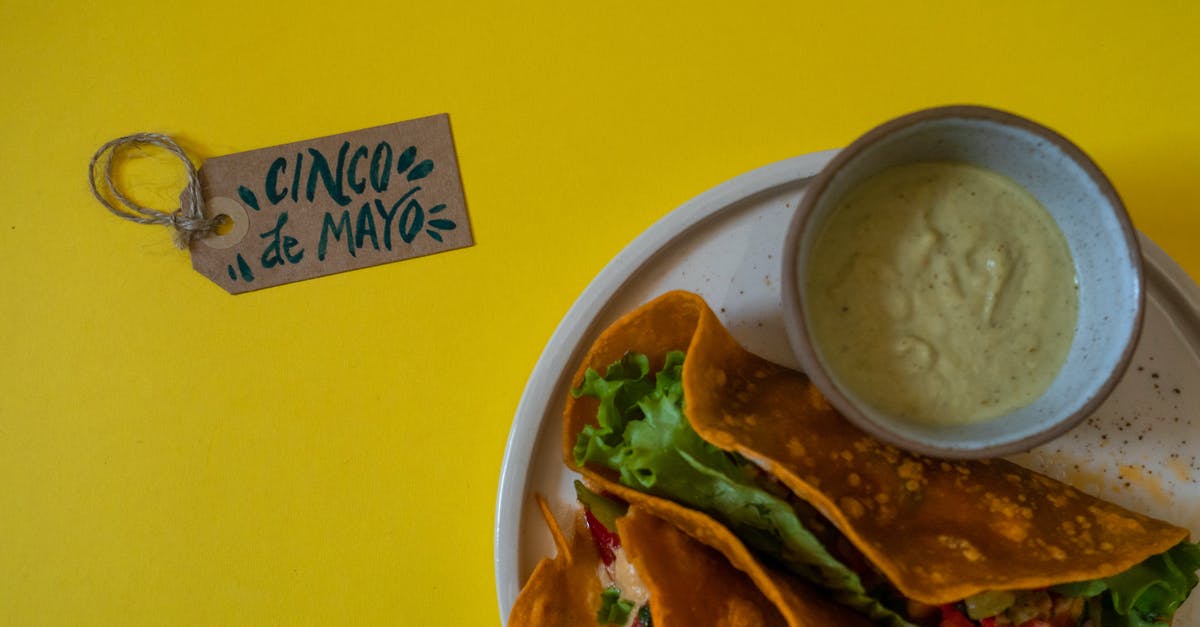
[584,508,621,566]
[939,604,976,627]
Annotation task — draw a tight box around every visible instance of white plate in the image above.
[494,149,1200,625]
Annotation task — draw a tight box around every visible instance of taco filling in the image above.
[575,481,653,627]
[572,346,1200,627]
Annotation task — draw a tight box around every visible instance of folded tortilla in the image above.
[509,493,811,626]
[509,496,601,626]
[563,290,1190,610]
[619,505,789,626]
[581,477,875,626]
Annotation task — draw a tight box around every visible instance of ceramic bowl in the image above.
[780,105,1144,459]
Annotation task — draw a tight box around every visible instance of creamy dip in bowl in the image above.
[781,105,1143,459]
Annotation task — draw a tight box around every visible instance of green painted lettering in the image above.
[347,145,368,194]
[306,141,352,206]
[355,202,379,251]
[260,212,304,268]
[373,199,397,250]
[370,142,393,193]
[291,152,303,202]
[374,187,420,250]
[266,157,289,204]
[318,210,355,260]
[398,197,425,244]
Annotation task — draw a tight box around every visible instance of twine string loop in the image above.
[88,133,223,248]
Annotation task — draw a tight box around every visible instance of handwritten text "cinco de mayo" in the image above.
[225,140,457,283]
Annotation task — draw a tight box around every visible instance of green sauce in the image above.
[806,162,1078,426]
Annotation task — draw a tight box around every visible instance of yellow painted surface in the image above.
[1,2,1198,624]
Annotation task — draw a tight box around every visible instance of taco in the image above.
[566,290,1200,626]
[508,481,863,626]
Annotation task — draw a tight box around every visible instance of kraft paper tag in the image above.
[186,114,471,293]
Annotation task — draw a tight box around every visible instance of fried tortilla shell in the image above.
[618,504,789,627]
[564,289,1190,608]
[508,496,602,626]
[600,475,873,626]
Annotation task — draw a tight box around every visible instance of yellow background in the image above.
[3,2,1198,625]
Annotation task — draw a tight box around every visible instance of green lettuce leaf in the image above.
[597,586,634,625]
[1053,541,1200,625]
[573,351,915,627]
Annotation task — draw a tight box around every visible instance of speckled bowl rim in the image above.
[780,104,1145,459]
